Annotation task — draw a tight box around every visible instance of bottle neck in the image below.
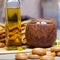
[6,0,20,8]
[7,0,19,2]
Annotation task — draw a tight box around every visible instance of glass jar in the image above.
[5,0,21,47]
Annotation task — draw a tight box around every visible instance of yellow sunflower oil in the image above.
[5,0,21,47]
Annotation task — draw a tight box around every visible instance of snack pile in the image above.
[21,20,31,44]
[0,20,31,48]
[0,23,5,43]
[15,46,60,60]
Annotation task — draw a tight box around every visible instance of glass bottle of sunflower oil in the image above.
[5,0,21,47]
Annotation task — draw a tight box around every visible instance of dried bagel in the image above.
[51,45,60,52]
[32,48,46,56]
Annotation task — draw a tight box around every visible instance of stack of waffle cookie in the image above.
[0,20,31,45]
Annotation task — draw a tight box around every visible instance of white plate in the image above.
[0,48,32,54]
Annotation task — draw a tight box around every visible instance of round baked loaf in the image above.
[25,18,57,47]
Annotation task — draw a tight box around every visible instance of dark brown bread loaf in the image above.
[25,18,57,47]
